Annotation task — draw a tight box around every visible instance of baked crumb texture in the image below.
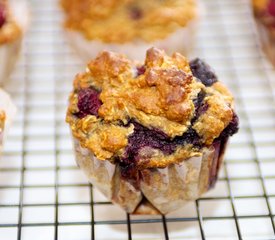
[252,0,275,65]
[60,0,198,43]
[0,0,22,44]
[67,48,239,214]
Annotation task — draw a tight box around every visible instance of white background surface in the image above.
[0,0,275,239]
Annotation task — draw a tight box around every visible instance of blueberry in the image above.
[0,3,6,28]
[122,122,177,164]
[174,128,201,148]
[219,112,239,140]
[129,6,143,20]
[190,58,218,86]
[192,91,207,124]
[267,0,275,16]
[136,65,146,77]
[75,88,102,118]
[122,121,202,165]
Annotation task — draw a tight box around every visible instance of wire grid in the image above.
[0,0,275,239]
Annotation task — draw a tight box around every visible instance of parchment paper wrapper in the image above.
[65,19,198,62]
[0,0,29,85]
[73,138,227,215]
[0,88,16,154]
[255,21,275,67]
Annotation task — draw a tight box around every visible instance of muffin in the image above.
[0,88,16,153]
[0,0,29,85]
[252,0,275,66]
[60,0,200,61]
[66,48,239,214]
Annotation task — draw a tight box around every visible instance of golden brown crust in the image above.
[60,0,198,43]
[66,48,235,168]
[0,0,22,44]
[253,0,269,11]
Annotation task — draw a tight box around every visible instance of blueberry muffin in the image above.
[60,0,200,61]
[0,0,29,84]
[252,0,275,66]
[66,48,239,214]
[0,88,16,153]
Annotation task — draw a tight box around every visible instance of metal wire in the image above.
[0,0,275,239]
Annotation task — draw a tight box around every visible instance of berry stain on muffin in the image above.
[76,88,102,118]
[129,5,143,20]
[136,65,146,77]
[267,0,275,16]
[0,2,6,28]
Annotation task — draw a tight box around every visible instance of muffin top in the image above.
[66,48,238,168]
[60,0,198,43]
[0,0,21,44]
[253,0,275,30]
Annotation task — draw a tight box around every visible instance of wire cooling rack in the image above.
[0,0,275,239]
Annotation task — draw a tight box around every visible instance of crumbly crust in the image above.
[60,0,198,43]
[0,0,22,44]
[66,48,235,168]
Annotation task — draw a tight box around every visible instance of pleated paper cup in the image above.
[73,137,227,215]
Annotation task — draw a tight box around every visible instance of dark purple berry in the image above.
[193,91,206,110]
[268,0,275,16]
[196,104,209,118]
[0,3,6,28]
[121,122,176,164]
[190,58,218,86]
[121,121,202,165]
[219,112,239,140]
[76,88,102,118]
[120,162,140,189]
[136,65,146,77]
[174,128,201,148]
[129,6,143,20]
[192,91,208,124]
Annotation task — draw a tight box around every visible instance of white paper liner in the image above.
[0,88,16,153]
[255,21,275,67]
[73,138,226,215]
[65,19,198,62]
[0,0,29,85]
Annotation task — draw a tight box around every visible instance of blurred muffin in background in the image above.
[0,0,29,85]
[60,0,200,61]
[0,88,16,155]
[252,0,275,66]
